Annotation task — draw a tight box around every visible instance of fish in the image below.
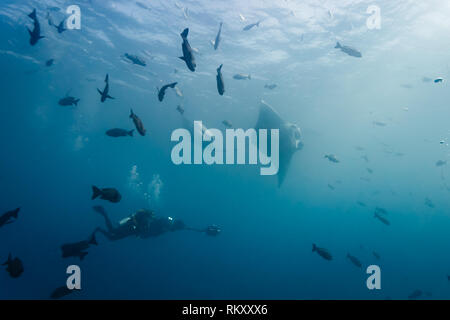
[324,154,339,163]
[106,128,134,137]
[347,254,362,268]
[222,120,232,128]
[124,53,146,66]
[327,184,335,190]
[254,100,303,187]
[92,186,122,203]
[216,64,225,95]
[45,59,54,67]
[264,84,277,90]
[27,9,44,46]
[0,207,20,228]
[312,244,332,261]
[50,286,79,299]
[179,28,196,72]
[367,168,373,174]
[211,22,223,50]
[58,96,80,107]
[130,109,146,136]
[436,160,447,167]
[61,233,98,260]
[52,20,67,33]
[174,86,183,98]
[176,105,185,115]
[2,253,24,278]
[97,74,114,102]
[233,74,251,80]
[158,82,177,102]
[408,289,422,300]
[374,212,390,226]
[373,121,387,127]
[243,21,260,31]
[334,42,362,58]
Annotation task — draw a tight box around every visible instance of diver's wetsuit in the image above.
[94,209,187,241]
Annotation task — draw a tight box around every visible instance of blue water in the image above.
[1,0,450,299]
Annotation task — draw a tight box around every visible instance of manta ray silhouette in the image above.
[254,100,303,187]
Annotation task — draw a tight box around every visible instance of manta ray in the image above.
[254,100,303,187]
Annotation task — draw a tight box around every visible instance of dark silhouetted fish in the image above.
[61,233,98,260]
[130,109,146,136]
[0,207,20,228]
[347,253,362,268]
[124,53,146,66]
[52,19,67,33]
[328,184,335,190]
[436,160,447,167]
[45,59,54,67]
[325,154,339,163]
[216,64,225,95]
[176,105,184,115]
[222,120,232,128]
[179,28,196,72]
[243,21,260,31]
[27,9,44,46]
[58,96,80,106]
[106,128,134,137]
[2,253,24,278]
[373,121,387,127]
[335,42,362,58]
[374,212,390,226]
[158,82,177,102]
[408,289,422,300]
[211,22,223,50]
[92,186,121,203]
[97,74,114,102]
[264,84,277,90]
[312,243,332,261]
[233,73,251,80]
[50,286,79,299]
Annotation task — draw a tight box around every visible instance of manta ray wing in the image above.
[254,100,300,187]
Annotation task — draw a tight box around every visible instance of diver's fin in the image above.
[128,130,134,137]
[180,28,189,38]
[92,186,102,200]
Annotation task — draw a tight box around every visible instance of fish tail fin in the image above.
[92,186,101,200]
[129,109,134,118]
[74,99,80,106]
[2,253,11,265]
[12,208,20,219]
[180,28,189,38]
[27,28,32,36]
[128,130,134,136]
[335,42,341,49]
[217,64,223,72]
[80,252,88,261]
[312,244,316,252]
[89,233,98,246]
[97,88,103,96]
[106,95,114,100]
[256,21,261,27]
[170,82,178,88]
[28,9,37,20]
[178,56,186,61]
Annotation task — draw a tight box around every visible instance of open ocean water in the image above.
[1,0,450,300]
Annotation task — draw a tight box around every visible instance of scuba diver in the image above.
[92,206,220,241]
